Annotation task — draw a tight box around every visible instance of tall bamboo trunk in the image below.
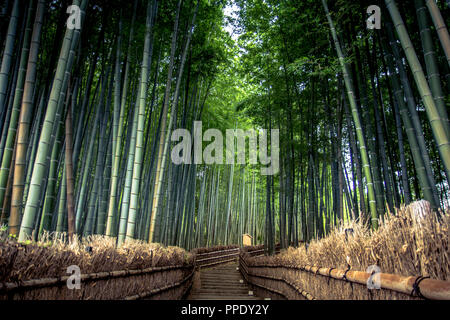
[149,0,198,242]
[415,0,450,145]
[386,0,450,188]
[125,0,155,242]
[425,0,450,67]
[9,0,45,235]
[18,0,88,241]
[322,0,378,228]
[65,102,76,239]
[0,0,19,121]
[381,30,439,208]
[0,0,34,220]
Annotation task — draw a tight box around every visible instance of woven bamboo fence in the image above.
[192,245,240,268]
[239,246,450,300]
[0,242,245,300]
[0,264,194,300]
[244,244,281,258]
[0,239,194,300]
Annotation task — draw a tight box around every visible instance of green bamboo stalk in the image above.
[381,31,439,209]
[0,0,34,220]
[386,0,450,187]
[84,102,108,236]
[322,0,378,228]
[117,95,138,245]
[65,98,77,239]
[9,0,46,236]
[148,0,182,243]
[114,0,137,197]
[385,20,441,206]
[225,160,234,244]
[55,165,66,233]
[1,132,16,224]
[415,0,449,139]
[22,93,44,207]
[367,41,395,213]
[124,0,154,242]
[355,44,385,218]
[75,73,103,234]
[425,0,450,67]
[38,103,65,235]
[97,127,112,234]
[149,0,198,242]
[112,12,122,163]
[18,0,88,242]
[0,0,19,116]
[40,76,77,236]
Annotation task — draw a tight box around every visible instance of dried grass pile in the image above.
[0,235,194,300]
[242,201,450,300]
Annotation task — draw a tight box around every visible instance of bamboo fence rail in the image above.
[239,247,450,300]
[195,249,240,267]
[0,263,195,300]
[8,243,447,300]
[239,250,315,300]
[0,246,240,300]
[0,264,192,293]
[124,268,195,300]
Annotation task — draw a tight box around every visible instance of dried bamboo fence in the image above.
[0,242,246,300]
[239,246,450,300]
[193,245,240,268]
[0,239,195,300]
[0,264,194,300]
[244,244,281,258]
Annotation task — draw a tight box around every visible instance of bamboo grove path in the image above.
[188,262,262,300]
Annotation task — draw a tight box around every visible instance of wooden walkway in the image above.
[188,262,262,300]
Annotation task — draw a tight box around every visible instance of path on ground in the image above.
[188,262,262,300]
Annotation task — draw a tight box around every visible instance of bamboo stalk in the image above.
[322,0,378,228]
[386,0,450,185]
[425,0,450,67]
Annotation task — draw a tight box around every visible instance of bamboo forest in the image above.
[0,0,449,302]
